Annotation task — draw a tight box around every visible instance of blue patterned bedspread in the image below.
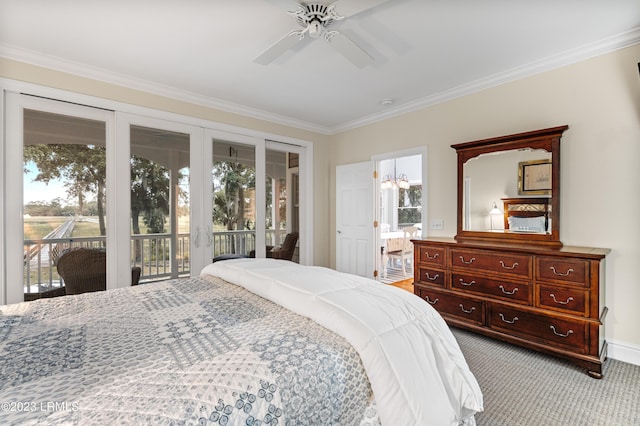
[0,276,379,425]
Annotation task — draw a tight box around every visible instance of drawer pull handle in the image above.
[550,325,574,338]
[425,252,439,260]
[499,313,519,324]
[425,273,439,281]
[459,279,475,287]
[424,296,439,305]
[499,261,519,270]
[459,256,476,264]
[459,304,476,314]
[499,285,519,295]
[549,266,574,277]
[550,293,574,305]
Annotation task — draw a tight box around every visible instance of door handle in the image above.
[194,226,201,248]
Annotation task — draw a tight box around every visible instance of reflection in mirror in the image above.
[453,125,567,248]
[463,148,551,232]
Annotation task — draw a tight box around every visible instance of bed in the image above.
[502,197,552,233]
[0,259,483,425]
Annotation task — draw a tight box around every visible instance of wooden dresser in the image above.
[412,237,610,377]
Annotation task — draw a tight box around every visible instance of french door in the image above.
[265,141,304,262]
[206,131,264,260]
[204,132,307,263]
[4,94,114,304]
[117,113,204,281]
[2,91,312,304]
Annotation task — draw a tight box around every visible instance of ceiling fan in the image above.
[254,0,391,68]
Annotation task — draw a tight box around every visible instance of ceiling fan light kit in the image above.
[288,3,342,41]
[255,0,390,68]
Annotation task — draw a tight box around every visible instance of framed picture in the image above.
[518,159,551,195]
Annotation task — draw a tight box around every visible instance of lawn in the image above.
[23,216,68,240]
[71,219,102,237]
[23,215,191,240]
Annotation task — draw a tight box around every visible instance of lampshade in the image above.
[489,202,502,231]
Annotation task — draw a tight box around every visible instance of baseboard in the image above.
[607,339,640,366]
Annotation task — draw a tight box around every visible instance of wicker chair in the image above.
[249,232,299,261]
[56,248,141,295]
[269,232,299,260]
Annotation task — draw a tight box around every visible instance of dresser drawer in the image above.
[489,304,587,352]
[416,266,445,287]
[451,273,531,305]
[416,245,446,266]
[415,287,484,325]
[451,249,531,278]
[538,285,588,316]
[536,257,588,286]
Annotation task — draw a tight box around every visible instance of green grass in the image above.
[71,220,102,237]
[23,217,67,240]
[24,215,192,239]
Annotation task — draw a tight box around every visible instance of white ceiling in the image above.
[1,0,639,134]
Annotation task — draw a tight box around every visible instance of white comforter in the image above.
[201,259,483,426]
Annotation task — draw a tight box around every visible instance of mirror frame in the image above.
[452,125,568,248]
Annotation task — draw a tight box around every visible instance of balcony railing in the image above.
[23,230,280,298]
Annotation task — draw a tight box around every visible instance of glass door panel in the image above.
[130,125,190,282]
[211,140,256,258]
[265,149,299,262]
[22,108,108,301]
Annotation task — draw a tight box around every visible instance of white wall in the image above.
[329,44,640,361]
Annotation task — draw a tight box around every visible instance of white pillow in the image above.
[508,216,547,232]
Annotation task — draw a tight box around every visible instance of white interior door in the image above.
[335,161,375,277]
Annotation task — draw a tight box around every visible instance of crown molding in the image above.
[331,27,640,134]
[0,44,333,136]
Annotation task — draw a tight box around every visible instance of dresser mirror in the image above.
[452,126,568,247]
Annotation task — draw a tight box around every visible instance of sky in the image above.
[22,161,188,206]
[23,161,69,205]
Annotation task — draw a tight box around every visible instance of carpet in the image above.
[452,327,640,426]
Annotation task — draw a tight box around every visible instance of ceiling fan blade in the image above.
[254,32,302,65]
[328,32,374,68]
[331,0,392,18]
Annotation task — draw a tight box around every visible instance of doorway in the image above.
[375,149,426,285]
[334,147,426,283]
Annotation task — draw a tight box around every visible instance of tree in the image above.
[24,144,107,235]
[212,161,255,231]
[212,160,255,253]
[25,146,174,247]
[23,199,73,217]
[399,185,422,225]
[130,156,170,234]
[130,156,171,261]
